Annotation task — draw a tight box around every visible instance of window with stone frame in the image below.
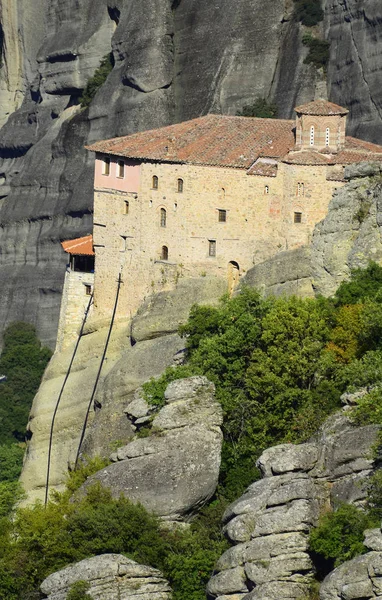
[218,209,227,222]
[152,175,159,189]
[177,178,183,193]
[160,208,167,227]
[294,211,302,224]
[209,240,216,257]
[102,157,110,175]
[117,160,125,178]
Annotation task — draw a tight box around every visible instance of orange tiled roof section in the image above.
[294,99,349,116]
[283,136,382,165]
[86,114,296,169]
[61,235,94,256]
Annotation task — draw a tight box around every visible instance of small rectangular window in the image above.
[124,201,129,215]
[102,157,110,176]
[218,209,227,222]
[294,212,302,224]
[85,285,92,296]
[208,240,216,257]
[117,160,125,178]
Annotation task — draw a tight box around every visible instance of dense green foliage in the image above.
[236,97,278,118]
[0,475,228,600]
[80,54,114,108]
[0,321,51,444]
[144,291,346,500]
[334,262,382,306]
[302,34,330,70]
[2,265,382,598]
[293,0,324,26]
[309,504,377,570]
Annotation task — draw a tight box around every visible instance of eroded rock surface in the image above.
[80,376,223,520]
[40,554,172,600]
[21,276,223,504]
[207,411,380,600]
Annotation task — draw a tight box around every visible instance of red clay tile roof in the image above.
[61,235,94,256]
[247,162,278,177]
[282,150,332,165]
[295,100,349,116]
[345,136,382,153]
[86,114,295,169]
[283,136,382,166]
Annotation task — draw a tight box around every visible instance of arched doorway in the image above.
[228,261,240,295]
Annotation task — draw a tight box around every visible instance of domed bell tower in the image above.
[294,99,349,153]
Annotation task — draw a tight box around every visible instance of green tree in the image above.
[302,35,330,70]
[293,0,324,27]
[236,97,278,118]
[0,322,51,444]
[309,504,377,571]
[80,54,114,108]
[334,262,382,306]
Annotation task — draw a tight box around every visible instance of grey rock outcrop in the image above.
[80,376,223,520]
[207,411,380,600]
[1,0,382,345]
[21,276,223,504]
[320,527,382,599]
[131,277,227,343]
[243,164,382,299]
[40,554,172,600]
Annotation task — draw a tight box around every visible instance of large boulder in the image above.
[40,554,172,600]
[130,277,227,343]
[207,410,380,600]
[80,376,223,520]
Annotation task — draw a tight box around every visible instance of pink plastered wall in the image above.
[94,154,141,193]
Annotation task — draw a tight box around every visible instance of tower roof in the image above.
[294,100,349,116]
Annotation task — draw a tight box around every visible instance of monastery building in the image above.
[58,100,382,348]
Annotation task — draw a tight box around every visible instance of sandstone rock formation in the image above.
[40,554,172,600]
[80,376,223,520]
[244,162,382,298]
[1,0,382,345]
[207,410,380,600]
[320,527,382,600]
[20,276,224,504]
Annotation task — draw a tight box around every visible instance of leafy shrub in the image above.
[302,35,330,70]
[309,504,377,572]
[0,444,24,482]
[366,470,382,521]
[0,478,227,600]
[350,387,382,426]
[80,54,114,108]
[236,98,278,118]
[293,0,324,26]
[64,456,110,497]
[67,581,91,600]
[334,262,382,306]
[0,322,51,444]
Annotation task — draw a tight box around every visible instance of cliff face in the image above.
[0,0,382,346]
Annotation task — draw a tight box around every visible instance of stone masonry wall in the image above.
[56,269,94,352]
[92,159,342,319]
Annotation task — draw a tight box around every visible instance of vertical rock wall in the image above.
[0,0,382,346]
